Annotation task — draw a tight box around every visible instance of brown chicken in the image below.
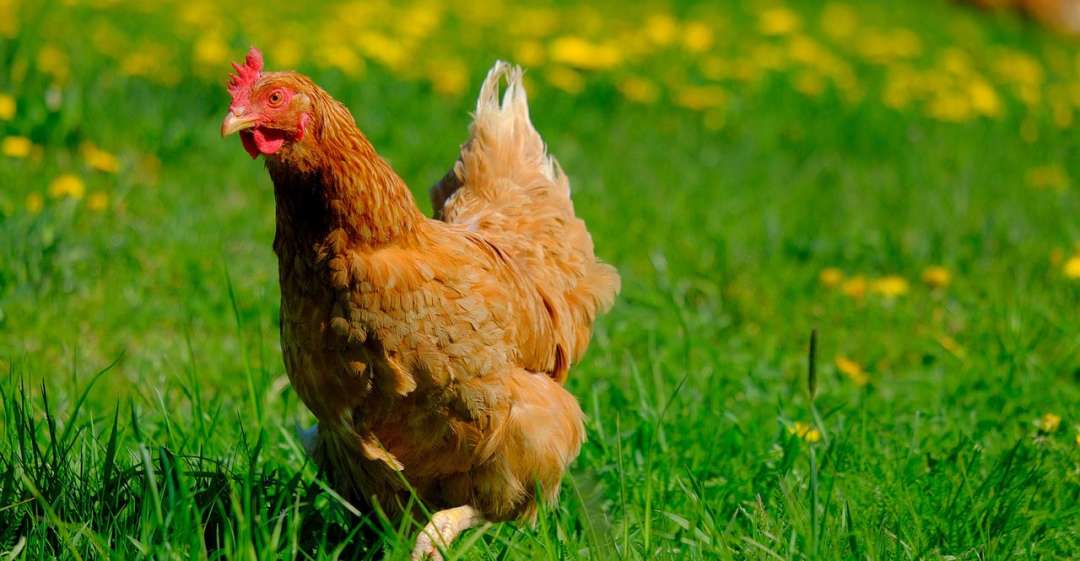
[220,48,619,559]
[963,0,1080,33]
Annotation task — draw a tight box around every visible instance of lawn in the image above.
[2,0,1080,559]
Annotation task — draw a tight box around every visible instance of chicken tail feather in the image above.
[432,60,620,382]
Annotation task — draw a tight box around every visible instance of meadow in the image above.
[2,0,1080,559]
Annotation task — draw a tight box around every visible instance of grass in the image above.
[2,0,1080,559]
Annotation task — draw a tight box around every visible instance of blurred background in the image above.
[1,0,1079,559]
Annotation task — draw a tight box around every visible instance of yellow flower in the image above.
[794,72,826,97]
[317,45,364,77]
[1076,433,1080,447]
[549,36,621,70]
[617,77,659,104]
[871,275,909,297]
[788,421,821,443]
[969,80,1002,118]
[87,192,108,212]
[514,41,545,67]
[682,22,714,53]
[25,193,43,215]
[644,14,678,46]
[357,32,407,70]
[1038,413,1061,433]
[1026,165,1069,191]
[841,275,867,298]
[0,0,16,38]
[1063,256,1080,279]
[760,8,800,36]
[2,136,32,158]
[819,267,844,287]
[675,86,727,110]
[37,45,70,82]
[921,266,951,289]
[81,142,120,173]
[193,33,230,68]
[428,59,468,96]
[927,91,974,123]
[834,356,869,386]
[0,93,14,120]
[821,3,857,40]
[545,67,585,94]
[48,174,85,200]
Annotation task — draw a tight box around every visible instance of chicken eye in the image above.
[268,90,285,107]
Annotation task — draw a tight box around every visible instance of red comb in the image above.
[227,47,264,108]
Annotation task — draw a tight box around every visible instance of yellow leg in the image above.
[410,505,486,561]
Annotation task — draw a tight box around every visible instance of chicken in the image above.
[962,0,1080,33]
[220,48,619,559]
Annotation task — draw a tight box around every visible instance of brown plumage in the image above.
[221,50,619,558]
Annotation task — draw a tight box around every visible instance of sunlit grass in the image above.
[2,0,1080,559]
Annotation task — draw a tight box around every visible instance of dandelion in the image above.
[927,91,974,123]
[545,67,585,94]
[841,275,867,298]
[270,39,303,69]
[48,174,85,200]
[617,77,659,104]
[794,72,826,97]
[922,266,951,288]
[1063,255,1080,278]
[317,45,364,77]
[0,0,15,38]
[819,267,844,287]
[759,8,800,36]
[969,80,1002,118]
[2,136,32,158]
[871,275,909,297]
[1026,165,1069,191]
[644,14,678,46]
[675,86,727,111]
[193,33,230,68]
[514,41,545,67]
[1038,413,1061,433]
[36,45,70,82]
[788,421,821,443]
[549,36,621,71]
[87,192,108,212]
[821,3,857,40]
[1051,100,1073,129]
[835,356,869,386]
[358,32,408,71]
[428,59,468,96]
[25,193,43,214]
[682,21,714,53]
[993,51,1044,87]
[81,142,120,173]
[0,93,14,120]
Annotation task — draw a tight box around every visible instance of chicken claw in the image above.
[411,505,486,561]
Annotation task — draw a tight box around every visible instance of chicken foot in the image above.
[411,505,487,561]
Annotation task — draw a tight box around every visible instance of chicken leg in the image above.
[410,505,487,561]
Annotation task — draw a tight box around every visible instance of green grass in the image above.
[2,0,1080,559]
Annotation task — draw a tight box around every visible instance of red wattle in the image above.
[240,131,260,159]
[252,127,287,155]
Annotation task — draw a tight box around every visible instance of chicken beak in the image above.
[221,111,258,137]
